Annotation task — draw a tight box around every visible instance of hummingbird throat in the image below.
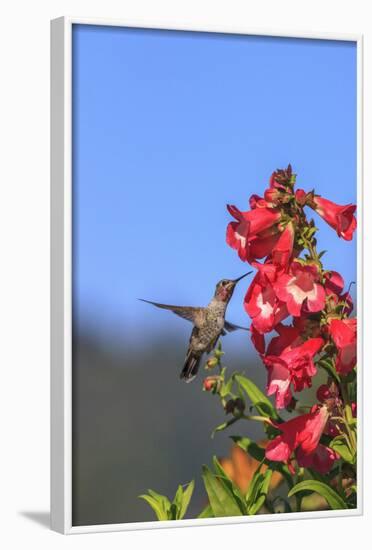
[216,286,232,302]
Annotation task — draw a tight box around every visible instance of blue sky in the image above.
[72,25,357,344]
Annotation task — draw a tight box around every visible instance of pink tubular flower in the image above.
[265,324,302,355]
[264,187,282,205]
[329,318,357,375]
[310,196,357,241]
[244,262,288,334]
[226,203,281,263]
[274,260,326,317]
[265,406,336,473]
[294,188,307,206]
[264,332,324,409]
[323,271,354,315]
[324,271,344,297]
[250,325,265,355]
[296,444,338,474]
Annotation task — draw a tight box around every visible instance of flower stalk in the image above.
[141,165,357,521]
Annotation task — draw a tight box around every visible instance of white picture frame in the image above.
[51,16,363,535]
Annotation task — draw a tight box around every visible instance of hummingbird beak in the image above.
[232,271,253,284]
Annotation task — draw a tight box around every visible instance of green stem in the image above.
[242,414,274,425]
[340,382,357,453]
[294,467,304,512]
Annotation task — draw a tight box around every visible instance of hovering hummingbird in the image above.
[140,272,252,382]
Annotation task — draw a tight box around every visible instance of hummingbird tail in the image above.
[180,351,202,383]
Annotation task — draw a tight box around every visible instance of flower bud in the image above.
[203,376,222,393]
[295,188,307,206]
[225,397,245,416]
[264,188,281,204]
[317,382,340,413]
[316,384,332,402]
[205,357,218,370]
[214,348,224,360]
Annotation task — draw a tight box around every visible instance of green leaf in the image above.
[220,376,234,398]
[169,503,178,520]
[234,375,279,419]
[202,465,243,517]
[139,494,169,520]
[198,503,214,518]
[318,358,340,384]
[172,485,184,517]
[212,457,247,513]
[140,483,194,521]
[307,227,318,239]
[211,416,239,438]
[330,436,355,464]
[343,369,356,384]
[288,480,348,510]
[178,480,195,519]
[230,436,265,462]
[246,469,264,507]
[147,488,170,504]
[248,469,273,515]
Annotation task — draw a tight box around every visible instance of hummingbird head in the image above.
[214,272,252,302]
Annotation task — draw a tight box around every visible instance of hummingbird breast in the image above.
[190,304,226,353]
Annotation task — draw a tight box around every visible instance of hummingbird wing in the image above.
[139,299,206,328]
[224,320,249,332]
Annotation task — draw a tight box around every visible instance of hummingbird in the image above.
[140,272,252,382]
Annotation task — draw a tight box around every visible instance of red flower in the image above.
[274,260,326,317]
[324,271,344,297]
[264,332,324,409]
[265,323,302,355]
[249,194,266,209]
[250,324,265,354]
[264,187,282,205]
[294,188,307,206]
[329,318,357,375]
[265,406,335,473]
[324,271,354,315]
[296,444,338,474]
[271,222,295,268]
[226,203,281,262]
[244,262,288,333]
[311,196,357,241]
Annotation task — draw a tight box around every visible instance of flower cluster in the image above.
[141,165,358,521]
[226,165,357,475]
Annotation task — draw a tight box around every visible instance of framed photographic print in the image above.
[51,16,363,534]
